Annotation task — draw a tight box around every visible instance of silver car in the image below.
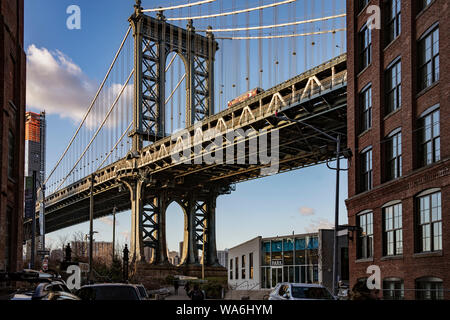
[268,283,336,300]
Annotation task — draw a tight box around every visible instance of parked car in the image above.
[76,283,146,300]
[268,283,336,300]
[134,284,149,300]
[4,270,80,300]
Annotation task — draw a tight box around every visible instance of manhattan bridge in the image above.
[25,0,348,275]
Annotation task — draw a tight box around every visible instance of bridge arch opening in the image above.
[165,200,186,266]
[165,51,187,135]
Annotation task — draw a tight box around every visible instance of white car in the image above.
[268,283,336,300]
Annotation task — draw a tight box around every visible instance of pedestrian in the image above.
[188,284,205,301]
[174,279,179,295]
[184,281,190,295]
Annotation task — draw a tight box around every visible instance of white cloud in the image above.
[26,45,97,121]
[304,218,334,233]
[99,217,118,227]
[120,230,130,241]
[299,206,315,216]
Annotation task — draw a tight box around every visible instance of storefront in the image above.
[260,235,319,289]
[227,229,348,291]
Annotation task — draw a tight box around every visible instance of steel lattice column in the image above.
[129,5,166,150]
[181,191,219,266]
[186,23,217,126]
[130,6,218,147]
[142,192,169,264]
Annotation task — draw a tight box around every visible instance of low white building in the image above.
[227,229,349,292]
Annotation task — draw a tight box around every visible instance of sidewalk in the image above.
[164,286,191,300]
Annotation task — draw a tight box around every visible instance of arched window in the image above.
[416,189,442,253]
[416,277,443,300]
[383,277,404,300]
[382,201,403,256]
[357,210,373,259]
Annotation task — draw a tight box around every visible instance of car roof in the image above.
[280,283,327,288]
[81,283,136,288]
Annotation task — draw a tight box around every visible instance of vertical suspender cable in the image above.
[246,0,250,92]
[259,0,263,89]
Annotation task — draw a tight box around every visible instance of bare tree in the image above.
[71,231,87,259]
[57,234,70,252]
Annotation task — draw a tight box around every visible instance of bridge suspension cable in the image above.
[96,122,133,171]
[142,0,216,13]
[166,0,295,21]
[54,70,134,192]
[197,13,346,32]
[44,26,132,186]
[217,28,346,40]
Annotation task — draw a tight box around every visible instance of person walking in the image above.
[188,284,205,301]
[184,281,190,295]
[174,279,179,295]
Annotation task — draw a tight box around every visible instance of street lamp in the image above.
[275,112,352,296]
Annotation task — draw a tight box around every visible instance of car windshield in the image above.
[93,286,139,300]
[291,286,334,300]
[137,286,147,298]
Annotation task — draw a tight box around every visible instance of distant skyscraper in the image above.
[25,112,46,184]
[217,249,229,268]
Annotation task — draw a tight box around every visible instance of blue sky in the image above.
[24,0,348,252]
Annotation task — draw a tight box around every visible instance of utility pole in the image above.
[332,135,341,296]
[89,174,94,282]
[276,114,351,296]
[202,226,207,280]
[112,206,116,262]
[31,171,37,269]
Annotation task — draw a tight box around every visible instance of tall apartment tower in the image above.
[25,112,46,184]
[346,0,449,300]
[0,0,26,273]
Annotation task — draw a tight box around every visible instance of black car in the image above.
[76,283,146,300]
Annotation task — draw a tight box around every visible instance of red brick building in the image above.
[0,0,25,273]
[346,0,449,299]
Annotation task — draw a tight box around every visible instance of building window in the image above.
[383,203,403,256]
[383,278,404,300]
[235,257,239,280]
[418,0,433,13]
[386,0,401,45]
[8,131,15,179]
[416,277,444,300]
[359,24,372,71]
[417,191,442,252]
[229,259,233,280]
[385,130,402,181]
[262,242,270,266]
[283,239,294,265]
[359,84,372,132]
[249,253,254,279]
[418,107,440,167]
[241,255,246,279]
[357,211,373,259]
[418,26,439,92]
[360,147,373,192]
[385,59,402,114]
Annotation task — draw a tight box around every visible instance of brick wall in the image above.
[346,0,450,299]
[0,0,25,273]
